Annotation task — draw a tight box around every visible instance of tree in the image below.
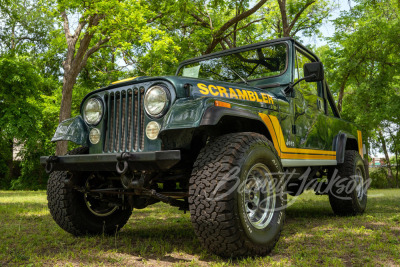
[262,0,333,38]
[0,0,54,54]
[0,0,60,188]
[0,56,43,186]
[325,0,400,113]
[138,0,271,61]
[129,0,333,78]
[323,0,400,187]
[55,0,178,155]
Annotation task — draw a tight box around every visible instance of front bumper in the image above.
[40,150,181,173]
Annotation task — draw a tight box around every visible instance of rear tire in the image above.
[189,132,286,257]
[329,150,368,216]
[47,147,132,236]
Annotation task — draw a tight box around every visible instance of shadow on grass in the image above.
[1,189,399,266]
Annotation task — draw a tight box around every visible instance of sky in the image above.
[303,0,352,47]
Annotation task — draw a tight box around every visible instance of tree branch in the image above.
[213,0,268,39]
[190,12,210,28]
[204,3,213,30]
[147,12,163,23]
[277,0,289,36]
[61,11,72,40]
[80,36,111,70]
[204,0,268,54]
[223,18,264,39]
[287,0,315,33]
[74,18,87,40]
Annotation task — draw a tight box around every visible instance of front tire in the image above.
[47,147,132,236]
[329,150,368,216]
[189,132,286,257]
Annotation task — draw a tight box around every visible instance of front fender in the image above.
[161,98,209,131]
[51,116,89,146]
[332,131,357,164]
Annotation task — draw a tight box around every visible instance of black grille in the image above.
[104,87,145,152]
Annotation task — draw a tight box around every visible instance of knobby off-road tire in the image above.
[329,150,368,216]
[189,132,286,257]
[47,147,132,236]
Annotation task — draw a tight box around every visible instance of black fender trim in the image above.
[332,133,347,164]
[200,106,261,126]
[333,133,357,164]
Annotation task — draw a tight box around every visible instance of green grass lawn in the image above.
[0,189,399,266]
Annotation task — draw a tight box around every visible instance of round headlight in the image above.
[144,85,168,116]
[84,98,103,125]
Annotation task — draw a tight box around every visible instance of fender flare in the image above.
[200,106,262,126]
[51,116,89,146]
[332,132,357,164]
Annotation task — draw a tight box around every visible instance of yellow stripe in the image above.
[281,154,336,160]
[111,76,139,84]
[259,113,337,160]
[357,130,363,159]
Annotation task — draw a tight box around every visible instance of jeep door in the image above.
[292,47,329,150]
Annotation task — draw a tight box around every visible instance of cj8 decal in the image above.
[197,83,274,104]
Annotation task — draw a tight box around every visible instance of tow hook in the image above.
[116,152,130,174]
[45,156,59,174]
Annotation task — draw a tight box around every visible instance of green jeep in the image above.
[41,37,368,257]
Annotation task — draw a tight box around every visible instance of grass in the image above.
[0,189,399,266]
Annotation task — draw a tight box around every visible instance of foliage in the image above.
[261,0,334,38]
[0,56,42,188]
[0,0,54,54]
[369,168,392,189]
[320,0,400,187]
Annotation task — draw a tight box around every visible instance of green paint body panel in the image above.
[49,37,363,167]
[51,116,89,147]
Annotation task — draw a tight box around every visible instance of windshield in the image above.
[178,43,287,84]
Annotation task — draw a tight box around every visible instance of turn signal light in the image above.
[214,101,231,108]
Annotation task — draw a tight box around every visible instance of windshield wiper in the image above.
[226,67,249,85]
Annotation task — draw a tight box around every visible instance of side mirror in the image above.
[304,62,324,82]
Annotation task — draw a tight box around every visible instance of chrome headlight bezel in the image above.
[83,98,103,126]
[144,85,170,117]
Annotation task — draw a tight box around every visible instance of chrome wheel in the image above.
[84,177,118,217]
[243,163,276,229]
[84,195,118,217]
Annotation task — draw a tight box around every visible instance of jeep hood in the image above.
[82,75,286,110]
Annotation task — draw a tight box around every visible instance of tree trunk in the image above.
[55,12,109,155]
[6,139,13,179]
[55,70,79,156]
[337,73,349,113]
[388,127,399,188]
[395,150,399,188]
[277,0,290,37]
[378,128,394,187]
[364,131,370,181]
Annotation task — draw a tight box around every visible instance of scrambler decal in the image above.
[197,83,274,104]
